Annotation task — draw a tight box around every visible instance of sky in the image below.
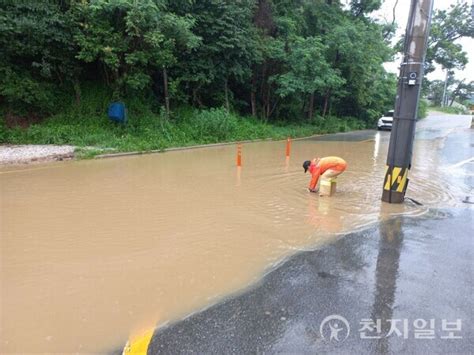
[371,0,473,82]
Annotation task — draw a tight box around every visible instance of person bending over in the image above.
[303,156,347,193]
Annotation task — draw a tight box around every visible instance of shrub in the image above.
[191,108,238,142]
[0,116,6,143]
[417,99,428,119]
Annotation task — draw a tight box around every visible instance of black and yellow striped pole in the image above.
[382,0,433,204]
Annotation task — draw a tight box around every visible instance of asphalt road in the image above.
[148,208,472,354]
[138,114,474,354]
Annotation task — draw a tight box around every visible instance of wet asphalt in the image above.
[148,209,472,354]
[145,115,473,354]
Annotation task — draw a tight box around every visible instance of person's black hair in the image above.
[303,160,311,173]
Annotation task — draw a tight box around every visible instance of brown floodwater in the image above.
[0,118,470,353]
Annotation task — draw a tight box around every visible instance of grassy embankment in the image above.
[428,106,470,115]
[1,86,368,158]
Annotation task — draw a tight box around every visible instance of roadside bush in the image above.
[417,99,428,119]
[310,116,366,134]
[443,106,468,114]
[191,108,238,142]
[0,116,6,143]
[429,105,469,115]
[2,81,369,155]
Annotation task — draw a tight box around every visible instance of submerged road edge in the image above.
[120,207,472,354]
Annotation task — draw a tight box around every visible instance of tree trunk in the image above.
[192,88,197,106]
[224,79,230,112]
[260,63,267,120]
[163,67,170,117]
[265,84,271,121]
[302,95,307,116]
[102,63,110,87]
[449,93,456,107]
[441,69,449,107]
[192,87,203,107]
[449,79,464,107]
[251,91,257,117]
[73,79,81,105]
[322,91,331,117]
[308,92,315,120]
[251,74,257,117]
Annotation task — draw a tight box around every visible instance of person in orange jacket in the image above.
[303,156,347,193]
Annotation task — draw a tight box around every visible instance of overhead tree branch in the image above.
[383,0,399,40]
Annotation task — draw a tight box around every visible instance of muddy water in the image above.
[1,116,471,353]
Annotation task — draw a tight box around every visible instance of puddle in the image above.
[0,116,471,353]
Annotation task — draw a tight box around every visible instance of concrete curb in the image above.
[93,134,322,160]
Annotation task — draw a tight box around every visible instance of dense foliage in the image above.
[3,82,368,154]
[0,0,411,152]
[426,76,473,108]
[425,2,473,73]
[0,0,396,122]
[420,2,473,110]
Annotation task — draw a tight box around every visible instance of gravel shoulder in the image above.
[0,145,75,166]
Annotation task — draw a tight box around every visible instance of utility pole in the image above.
[382,0,434,204]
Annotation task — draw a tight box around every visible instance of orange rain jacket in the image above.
[308,156,347,190]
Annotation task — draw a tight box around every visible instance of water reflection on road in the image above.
[0,115,471,353]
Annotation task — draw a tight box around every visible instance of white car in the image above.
[377,110,394,130]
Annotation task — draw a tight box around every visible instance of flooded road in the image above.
[0,114,471,353]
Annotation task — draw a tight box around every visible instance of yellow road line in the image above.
[123,328,154,355]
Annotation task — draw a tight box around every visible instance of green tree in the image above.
[275,36,344,119]
[426,79,445,106]
[0,0,398,132]
[426,2,474,72]
[448,80,474,107]
[73,0,198,97]
[0,0,78,113]
[350,0,382,17]
[322,17,393,120]
[170,0,259,111]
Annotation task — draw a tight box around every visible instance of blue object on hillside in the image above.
[108,102,127,124]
